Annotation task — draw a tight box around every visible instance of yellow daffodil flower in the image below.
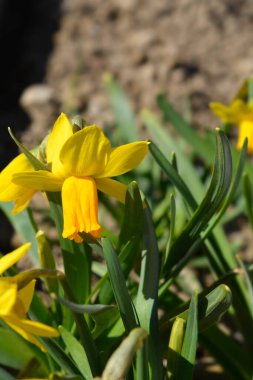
[0,243,59,351]
[12,113,149,243]
[0,153,35,213]
[210,99,253,153]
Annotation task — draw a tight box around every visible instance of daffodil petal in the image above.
[3,316,47,351]
[9,317,59,337]
[60,125,111,177]
[62,176,102,242]
[47,113,73,176]
[0,154,33,193]
[237,120,253,154]
[0,153,35,212]
[12,171,63,192]
[0,243,31,275]
[96,178,127,203]
[0,281,17,315]
[18,280,36,313]
[97,141,149,178]
[11,189,35,214]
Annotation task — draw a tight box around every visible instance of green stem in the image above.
[60,277,101,376]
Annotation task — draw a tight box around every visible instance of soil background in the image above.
[2,0,253,159]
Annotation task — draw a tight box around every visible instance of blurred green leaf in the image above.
[0,202,39,266]
[0,327,34,369]
[156,94,215,163]
[0,368,16,380]
[103,73,139,142]
[243,172,253,229]
[201,326,253,380]
[142,109,204,203]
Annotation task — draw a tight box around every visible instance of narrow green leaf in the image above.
[99,182,144,304]
[165,129,232,273]
[59,326,93,380]
[148,141,198,210]
[8,127,48,171]
[38,338,82,375]
[179,292,198,379]
[160,284,232,333]
[102,238,139,331]
[136,205,162,379]
[164,194,176,266]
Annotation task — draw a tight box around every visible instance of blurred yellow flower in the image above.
[11,113,149,242]
[0,243,59,351]
[210,99,253,153]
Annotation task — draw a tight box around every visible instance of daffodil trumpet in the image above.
[8,113,149,243]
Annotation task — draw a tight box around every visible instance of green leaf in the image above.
[103,74,139,142]
[102,238,139,331]
[47,192,92,303]
[160,284,232,333]
[59,326,93,380]
[57,297,114,315]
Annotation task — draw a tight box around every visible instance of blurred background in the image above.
[1,0,253,249]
